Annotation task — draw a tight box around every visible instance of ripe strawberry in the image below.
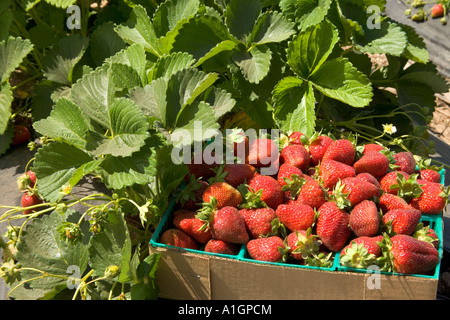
[379,234,440,275]
[353,151,390,178]
[349,200,380,237]
[275,203,316,232]
[210,163,256,188]
[203,206,249,244]
[379,171,410,195]
[412,223,440,249]
[11,125,31,146]
[246,138,279,168]
[288,131,307,145]
[336,177,380,207]
[316,201,352,252]
[202,182,242,209]
[382,208,421,236]
[280,144,310,172]
[277,163,304,187]
[296,179,327,209]
[248,175,284,209]
[246,236,287,262]
[286,228,321,261]
[362,143,384,155]
[176,175,209,211]
[204,239,240,255]
[431,3,444,18]
[322,139,356,166]
[393,151,416,175]
[378,193,411,213]
[409,183,448,215]
[173,209,212,244]
[160,228,199,250]
[308,135,334,166]
[340,235,383,268]
[239,207,278,239]
[419,169,442,184]
[186,162,218,181]
[318,159,356,190]
[21,191,43,214]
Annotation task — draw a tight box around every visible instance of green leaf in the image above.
[153,0,200,37]
[171,14,233,61]
[273,77,316,137]
[33,97,91,148]
[13,209,90,298]
[225,0,262,43]
[85,97,150,157]
[310,58,373,108]
[42,34,89,85]
[194,40,237,67]
[90,22,127,67]
[398,24,429,64]
[232,45,272,84]
[107,43,148,86]
[109,63,143,90]
[0,121,13,157]
[204,87,237,118]
[115,5,162,58]
[34,142,94,202]
[89,209,132,282]
[280,0,332,31]
[130,254,160,300]
[147,51,196,82]
[44,0,77,9]
[0,36,34,83]
[250,11,295,45]
[129,78,168,124]
[287,20,338,78]
[0,84,13,135]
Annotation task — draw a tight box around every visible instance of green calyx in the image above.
[207,164,228,185]
[389,172,423,202]
[281,174,307,200]
[195,197,218,231]
[291,228,321,260]
[303,252,334,268]
[340,241,377,269]
[176,174,204,205]
[375,233,396,273]
[412,223,439,246]
[239,185,267,209]
[329,179,352,210]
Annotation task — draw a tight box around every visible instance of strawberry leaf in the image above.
[280,0,332,31]
[225,0,263,44]
[0,84,13,135]
[250,11,296,45]
[232,44,272,84]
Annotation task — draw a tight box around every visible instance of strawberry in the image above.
[186,162,218,181]
[176,175,209,211]
[379,171,410,195]
[353,151,389,178]
[280,144,310,172]
[419,169,442,184]
[340,235,383,268]
[349,200,381,237]
[246,236,287,262]
[296,179,327,209]
[197,205,249,244]
[209,163,256,188]
[335,177,380,207]
[286,228,321,261]
[202,182,242,209]
[160,228,199,250]
[11,125,31,147]
[379,234,440,275]
[240,207,279,239]
[378,193,411,213]
[431,3,444,18]
[173,209,212,244]
[246,138,279,168]
[308,135,334,166]
[21,191,43,215]
[248,175,284,210]
[412,223,440,249]
[362,143,384,155]
[355,173,381,196]
[204,239,240,255]
[393,151,416,175]
[382,208,421,236]
[275,203,316,233]
[316,201,352,252]
[409,183,448,215]
[17,170,37,191]
[318,159,356,190]
[277,163,304,187]
[322,139,356,166]
[288,131,307,145]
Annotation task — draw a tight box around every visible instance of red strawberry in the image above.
[186,162,217,181]
[208,206,249,243]
[308,135,334,166]
[353,151,389,178]
[382,208,421,236]
[12,125,31,146]
[211,163,256,188]
[318,159,356,190]
[349,200,380,237]
[160,229,199,250]
[176,175,209,211]
[280,144,310,172]
[379,171,410,195]
[355,172,380,189]
[393,151,416,175]
[296,179,327,209]
[340,235,383,268]
[409,183,448,215]
[419,169,441,184]
[248,175,284,210]
[362,143,384,155]
[378,193,411,214]
[202,182,243,209]
[286,228,321,261]
[337,177,380,207]
[246,236,286,262]
[277,163,303,187]
[288,131,307,145]
[316,201,352,252]
[380,234,440,275]
[275,203,316,232]
[246,138,279,168]
[173,209,212,244]
[240,207,278,239]
[412,223,440,249]
[204,239,240,255]
[322,139,356,166]
[17,170,37,191]
[21,192,43,215]
[431,3,444,18]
